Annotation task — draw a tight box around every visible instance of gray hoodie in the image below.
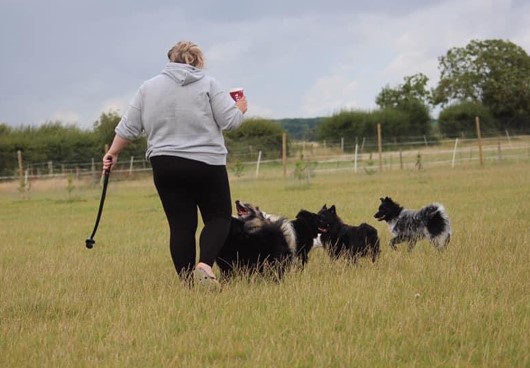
[115,62,244,165]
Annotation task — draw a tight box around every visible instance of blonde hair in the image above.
[167,41,205,68]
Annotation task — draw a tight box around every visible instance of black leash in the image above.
[85,169,110,249]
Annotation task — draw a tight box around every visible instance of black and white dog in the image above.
[260,207,322,267]
[374,196,451,251]
[317,204,380,262]
[215,201,293,280]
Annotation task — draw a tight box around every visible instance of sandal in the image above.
[193,267,221,291]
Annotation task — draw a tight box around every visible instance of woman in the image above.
[102,41,248,288]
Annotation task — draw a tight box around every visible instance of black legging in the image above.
[150,155,232,279]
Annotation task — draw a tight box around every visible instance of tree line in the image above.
[318,39,530,148]
[1,39,529,176]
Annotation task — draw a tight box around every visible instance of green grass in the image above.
[1,162,529,367]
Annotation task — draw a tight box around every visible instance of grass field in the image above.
[1,161,529,367]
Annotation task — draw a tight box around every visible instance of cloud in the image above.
[1,0,529,127]
[302,71,361,117]
[50,110,81,125]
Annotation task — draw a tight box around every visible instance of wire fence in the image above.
[3,134,530,184]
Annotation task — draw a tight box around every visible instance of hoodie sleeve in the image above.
[208,78,244,131]
[115,89,144,140]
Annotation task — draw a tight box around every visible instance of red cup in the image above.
[229,88,244,101]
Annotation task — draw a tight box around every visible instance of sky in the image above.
[1,0,529,130]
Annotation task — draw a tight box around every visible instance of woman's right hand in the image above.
[235,96,248,114]
[101,135,130,173]
[102,153,117,173]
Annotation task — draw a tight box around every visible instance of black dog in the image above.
[245,203,322,267]
[215,201,293,281]
[317,204,380,262]
[374,196,451,251]
[289,210,322,266]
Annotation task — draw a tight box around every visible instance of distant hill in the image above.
[274,117,324,141]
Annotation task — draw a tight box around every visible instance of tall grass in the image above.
[1,163,529,367]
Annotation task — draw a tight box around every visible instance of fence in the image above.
[4,133,529,185]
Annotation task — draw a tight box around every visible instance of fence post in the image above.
[353,143,358,173]
[377,123,383,172]
[475,116,484,166]
[91,158,95,172]
[451,138,459,168]
[282,132,287,178]
[17,150,23,178]
[129,156,134,176]
[256,150,262,178]
[17,150,24,188]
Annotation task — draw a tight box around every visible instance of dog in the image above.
[317,204,380,262]
[215,201,293,280]
[373,196,451,251]
[289,210,322,266]
[233,199,269,234]
[259,206,322,267]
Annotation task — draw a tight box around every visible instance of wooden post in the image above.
[255,150,262,178]
[282,132,287,178]
[17,150,24,188]
[377,123,383,172]
[475,116,484,166]
[399,150,403,170]
[451,138,459,168]
[353,143,358,173]
[129,156,134,176]
[505,130,512,148]
[17,150,23,182]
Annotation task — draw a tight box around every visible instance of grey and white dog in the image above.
[374,196,451,251]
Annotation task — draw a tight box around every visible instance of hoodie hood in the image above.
[161,62,205,86]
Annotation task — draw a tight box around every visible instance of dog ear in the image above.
[380,197,384,202]
[330,205,336,214]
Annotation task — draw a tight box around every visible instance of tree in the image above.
[433,39,530,131]
[376,73,432,109]
[316,108,419,150]
[438,101,496,138]
[93,111,122,149]
[92,111,146,158]
[0,123,11,135]
[224,118,287,161]
[375,73,433,138]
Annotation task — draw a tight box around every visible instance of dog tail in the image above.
[425,204,452,249]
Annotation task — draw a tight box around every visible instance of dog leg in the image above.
[407,241,416,252]
[389,238,399,250]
